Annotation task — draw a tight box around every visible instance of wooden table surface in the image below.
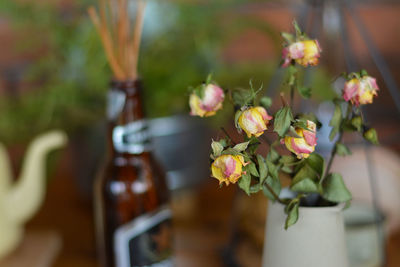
[17,145,400,267]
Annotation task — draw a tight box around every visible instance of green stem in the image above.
[221,127,237,146]
[290,83,295,109]
[322,103,353,183]
[264,182,286,205]
[260,135,271,146]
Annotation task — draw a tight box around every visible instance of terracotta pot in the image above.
[262,200,348,267]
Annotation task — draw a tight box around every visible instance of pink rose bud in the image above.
[189,84,225,117]
[282,40,321,67]
[343,76,379,106]
[283,120,317,159]
[238,106,273,138]
[211,154,246,186]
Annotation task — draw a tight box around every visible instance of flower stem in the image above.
[280,92,289,107]
[290,84,295,109]
[264,182,286,204]
[322,103,353,183]
[221,127,237,145]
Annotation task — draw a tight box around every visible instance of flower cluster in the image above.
[188,21,380,229]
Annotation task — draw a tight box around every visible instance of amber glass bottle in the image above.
[95,80,173,267]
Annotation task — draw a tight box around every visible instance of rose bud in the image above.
[282,40,321,68]
[189,84,225,117]
[363,128,379,145]
[343,76,379,106]
[283,120,317,159]
[211,155,246,186]
[238,106,273,138]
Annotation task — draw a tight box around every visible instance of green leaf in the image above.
[329,103,342,141]
[292,164,317,185]
[232,89,252,107]
[351,116,362,132]
[322,173,352,202]
[360,69,369,77]
[279,155,296,165]
[221,148,241,156]
[267,147,280,163]
[257,155,268,183]
[247,136,260,154]
[293,20,303,37]
[292,119,310,131]
[291,178,319,193]
[274,106,293,137]
[238,173,251,196]
[287,126,302,138]
[233,141,250,152]
[336,143,352,156]
[266,159,279,179]
[262,176,281,202]
[285,200,299,229]
[260,96,272,109]
[281,32,295,43]
[206,73,213,84]
[193,84,206,99]
[219,139,228,147]
[281,165,293,174]
[211,140,224,157]
[298,86,311,99]
[246,162,259,177]
[234,110,242,129]
[298,113,322,129]
[306,153,325,177]
[250,183,262,194]
[364,128,379,145]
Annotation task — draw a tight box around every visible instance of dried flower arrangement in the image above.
[189,21,379,229]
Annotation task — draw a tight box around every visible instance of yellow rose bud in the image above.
[238,106,273,138]
[211,155,246,186]
[283,120,317,159]
[189,84,225,117]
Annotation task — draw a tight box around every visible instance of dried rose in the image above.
[283,120,317,159]
[343,76,379,106]
[282,40,322,67]
[211,155,246,186]
[238,106,273,138]
[189,84,225,117]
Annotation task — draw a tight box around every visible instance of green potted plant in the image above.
[188,21,380,267]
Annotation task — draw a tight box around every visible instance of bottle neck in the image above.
[107,79,151,157]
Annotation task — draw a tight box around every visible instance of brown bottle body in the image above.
[95,80,172,267]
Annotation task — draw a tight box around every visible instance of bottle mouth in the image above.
[110,79,142,88]
[110,79,143,96]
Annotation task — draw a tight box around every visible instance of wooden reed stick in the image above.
[88,7,125,79]
[89,0,146,80]
[117,0,128,72]
[128,0,146,80]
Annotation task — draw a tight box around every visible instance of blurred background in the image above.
[0,0,400,266]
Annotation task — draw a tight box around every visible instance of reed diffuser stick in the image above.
[88,0,146,80]
[88,7,125,79]
[129,0,146,79]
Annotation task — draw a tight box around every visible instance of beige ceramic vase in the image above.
[262,200,349,267]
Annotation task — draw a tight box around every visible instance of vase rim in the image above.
[271,201,346,213]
